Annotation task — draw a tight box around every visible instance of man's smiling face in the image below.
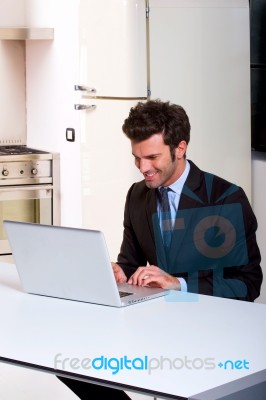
[131,133,187,188]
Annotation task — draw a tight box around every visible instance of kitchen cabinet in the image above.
[0,28,53,40]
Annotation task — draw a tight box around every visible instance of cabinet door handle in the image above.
[74,104,97,111]
[74,85,96,93]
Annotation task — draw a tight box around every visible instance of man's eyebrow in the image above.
[132,152,161,158]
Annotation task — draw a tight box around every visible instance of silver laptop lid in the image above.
[4,221,168,307]
[4,221,122,307]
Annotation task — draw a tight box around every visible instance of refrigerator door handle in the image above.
[74,85,96,93]
[74,104,97,111]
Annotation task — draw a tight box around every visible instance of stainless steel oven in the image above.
[0,146,60,256]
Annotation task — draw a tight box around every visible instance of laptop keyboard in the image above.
[119,291,133,298]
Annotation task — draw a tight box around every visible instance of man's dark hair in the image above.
[122,99,190,158]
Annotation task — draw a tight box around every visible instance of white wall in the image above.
[149,0,252,199]
[252,153,266,304]
[0,0,25,26]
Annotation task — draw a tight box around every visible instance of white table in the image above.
[0,262,266,399]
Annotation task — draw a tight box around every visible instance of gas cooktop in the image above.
[0,146,49,156]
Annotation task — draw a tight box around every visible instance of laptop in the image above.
[3,220,168,307]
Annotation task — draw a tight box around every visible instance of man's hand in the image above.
[112,262,127,284]
[128,265,180,290]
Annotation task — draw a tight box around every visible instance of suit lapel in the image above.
[168,161,205,273]
[178,160,203,209]
[145,188,158,246]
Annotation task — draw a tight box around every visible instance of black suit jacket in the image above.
[117,161,262,301]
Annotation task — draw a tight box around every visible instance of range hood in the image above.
[0,27,54,40]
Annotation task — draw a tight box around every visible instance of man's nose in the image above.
[139,159,151,173]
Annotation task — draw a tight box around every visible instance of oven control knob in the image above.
[2,169,9,177]
[31,168,38,175]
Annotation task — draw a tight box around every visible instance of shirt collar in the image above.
[168,160,190,194]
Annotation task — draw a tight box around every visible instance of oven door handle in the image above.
[0,185,53,192]
[0,185,54,201]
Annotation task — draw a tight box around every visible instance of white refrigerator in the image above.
[75,0,148,259]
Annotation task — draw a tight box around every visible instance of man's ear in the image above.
[176,140,188,159]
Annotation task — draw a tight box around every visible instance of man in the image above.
[59,100,262,399]
[112,99,262,301]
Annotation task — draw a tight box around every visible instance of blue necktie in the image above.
[158,187,172,248]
